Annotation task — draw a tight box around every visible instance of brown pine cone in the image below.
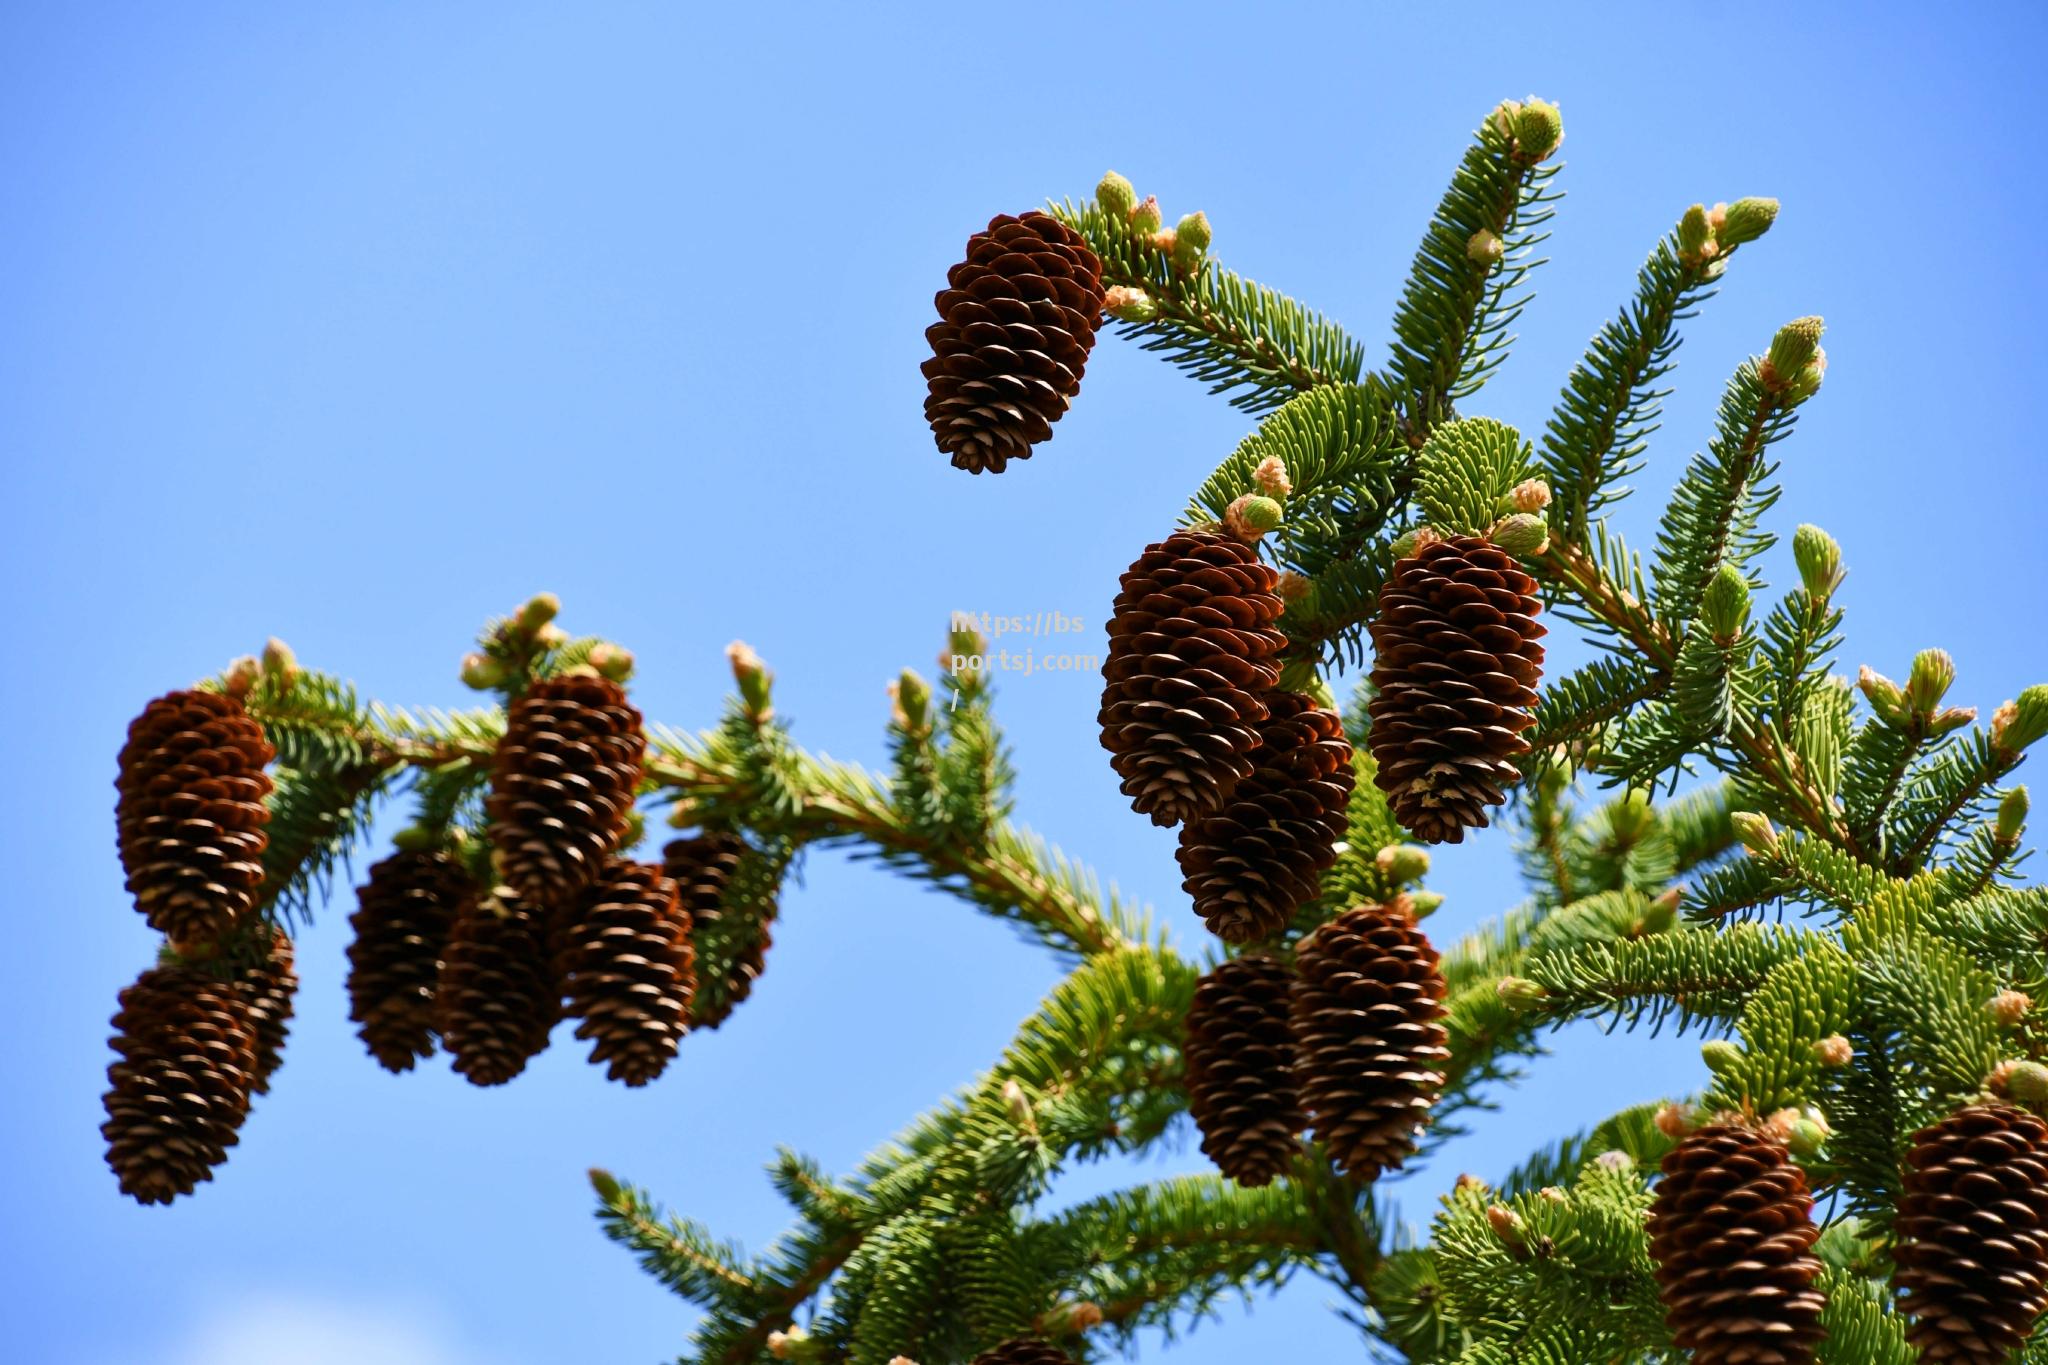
[1895,1102,2048,1363]
[1184,955,1304,1187]
[101,963,258,1205]
[662,831,770,1030]
[1647,1122,1826,1365]
[923,211,1105,474]
[1290,900,1448,1180]
[347,849,473,1072]
[555,861,695,1087]
[1177,691,1354,943]
[115,689,275,943]
[1099,529,1287,827]
[969,1340,1074,1365]
[486,672,645,910]
[1366,533,1544,843]
[234,925,296,1095]
[436,895,558,1086]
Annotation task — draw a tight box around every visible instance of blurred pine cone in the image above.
[486,672,645,910]
[1099,529,1286,827]
[662,831,770,1030]
[555,861,695,1086]
[1184,955,1304,1187]
[1647,1122,1825,1365]
[233,925,296,1095]
[436,895,558,1087]
[347,849,472,1072]
[969,1340,1074,1365]
[1177,690,1354,943]
[1290,899,1448,1180]
[101,963,258,1205]
[1366,534,1544,843]
[115,689,274,943]
[923,211,1105,474]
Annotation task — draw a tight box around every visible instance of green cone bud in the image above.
[1717,196,1780,247]
[588,642,634,682]
[1928,705,1978,737]
[1170,211,1211,274]
[1994,686,2048,754]
[1490,512,1549,557]
[727,640,774,719]
[896,668,931,730]
[1701,563,1752,644]
[1700,1039,1743,1074]
[1678,205,1713,261]
[1389,528,1427,561]
[1408,889,1445,917]
[1496,976,1547,1011]
[1905,648,1956,713]
[1787,1115,1831,1158]
[1640,888,1680,936]
[261,636,297,677]
[1766,317,1825,379]
[1129,195,1162,237]
[1731,810,1778,856]
[588,1167,622,1203]
[1858,666,1909,724]
[1486,1204,1529,1255]
[2007,1061,2048,1106]
[1998,786,2029,841]
[1096,170,1137,223]
[1466,229,1505,266]
[518,592,561,632]
[1103,285,1158,323]
[1226,494,1284,536]
[1792,524,1843,599]
[460,652,507,690]
[1512,98,1564,162]
[1375,843,1432,884]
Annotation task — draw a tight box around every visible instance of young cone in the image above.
[1183,955,1304,1186]
[923,211,1106,473]
[101,964,259,1205]
[1290,899,1449,1180]
[1099,529,1287,827]
[1176,690,1355,943]
[486,672,646,910]
[555,860,696,1086]
[346,849,473,1072]
[436,895,558,1087]
[1646,1123,1825,1365]
[233,925,296,1095]
[662,831,769,1029]
[968,1340,1075,1365]
[1366,534,1544,842]
[115,689,275,943]
[1895,1102,2048,1363]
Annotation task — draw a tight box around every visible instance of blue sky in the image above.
[6,4,2045,1362]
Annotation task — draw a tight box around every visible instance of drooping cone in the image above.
[101,964,258,1205]
[662,831,770,1030]
[923,211,1106,474]
[1184,955,1304,1186]
[1895,1102,2048,1363]
[115,689,275,943]
[486,672,645,910]
[1099,529,1287,827]
[233,925,296,1095]
[555,861,695,1086]
[435,895,558,1087]
[1647,1123,1826,1364]
[1366,534,1544,843]
[1290,899,1449,1180]
[1177,691,1355,943]
[969,1340,1075,1365]
[346,849,472,1072]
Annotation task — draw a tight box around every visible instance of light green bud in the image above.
[1096,170,1137,222]
[1792,524,1843,599]
[1717,196,1780,247]
[1701,564,1752,644]
[1170,211,1211,274]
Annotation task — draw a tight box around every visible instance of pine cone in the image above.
[1647,1123,1826,1365]
[101,964,258,1205]
[115,689,275,943]
[1290,900,1449,1180]
[436,895,558,1086]
[234,925,296,1095]
[347,849,472,1072]
[486,672,645,910]
[1177,691,1354,943]
[923,211,1105,474]
[1895,1102,2048,1363]
[662,832,770,1030]
[1099,529,1287,827]
[969,1340,1074,1365]
[1184,955,1304,1187]
[1366,534,1545,844]
[555,861,695,1086]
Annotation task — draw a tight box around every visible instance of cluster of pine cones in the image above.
[103,673,778,1205]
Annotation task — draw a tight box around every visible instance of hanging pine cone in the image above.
[663,831,771,1030]
[436,894,558,1087]
[1366,533,1544,844]
[1099,529,1287,827]
[923,211,1105,474]
[115,689,275,943]
[1895,1101,2048,1363]
[101,963,258,1205]
[1290,899,1449,1181]
[969,1340,1074,1365]
[1177,691,1354,943]
[233,925,296,1095]
[347,849,472,1072]
[555,861,695,1086]
[1646,1122,1826,1365]
[486,671,645,910]
[1184,955,1304,1187]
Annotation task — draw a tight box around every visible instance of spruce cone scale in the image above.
[1099,529,1287,827]
[924,210,1105,474]
[234,926,296,1095]
[486,673,645,910]
[1184,955,1304,1186]
[1647,1123,1825,1365]
[1290,900,1449,1180]
[115,689,275,943]
[436,896,558,1087]
[101,964,259,1205]
[969,1340,1075,1365]
[555,861,696,1086]
[1177,690,1355,943]
[1896,1102,2048,1363]
[662,831,769,1029]
[347,849,473,1072]
[1366,534,1544,844]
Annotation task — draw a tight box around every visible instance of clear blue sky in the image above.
[6,4,2044,1362]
